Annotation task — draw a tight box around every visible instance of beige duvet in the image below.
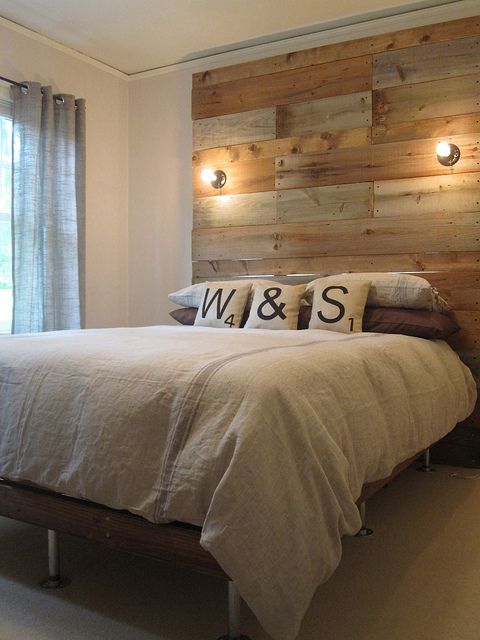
[0,326,476,639]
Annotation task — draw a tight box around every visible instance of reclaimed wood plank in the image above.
[276,133,480,189]
[276,92,371,138]
[277,183,372,223]
[426,272,480,310]
[373,74,480,126]
[192,252,480,279]
[192,56,372,119]
[193,157,274,197]
[193,191,277,228]
[192,213,480,261]
[373,35,480,89]
[192,16,480,87]
[192,108,275,150]
[275,127,371,154]
[373,112,480,144]
[192,139,276,166]
[374,173,480,218]
[0,480,228,579]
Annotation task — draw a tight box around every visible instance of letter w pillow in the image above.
[194,281,251,328]
[309,279,371,333]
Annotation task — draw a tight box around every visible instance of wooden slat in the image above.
[193,157,274,197]
[192,252,480,279]
[276,92,371,138]
[373,35,480,90]
[192,108,275,150]
[192,16,480,87]
[426,272,480,311]
[448,310,480,350]
[275,127,371,154]
[192,56,372,119]
[277,183,372,223]
[0,480,228,579]
[192,213,480,261]
[192,139,276,166]
[276,133,480,190]
[193,191,277,228]
[373,74,480,126]
[373,113,480,144]
[374,173,480,218]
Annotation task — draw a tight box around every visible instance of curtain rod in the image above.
[0,74,28,90]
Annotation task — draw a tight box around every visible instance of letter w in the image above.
[201,288,236,319]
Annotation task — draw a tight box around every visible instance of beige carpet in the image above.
[0,465,479,640]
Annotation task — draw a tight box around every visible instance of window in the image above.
[0,92,12,333]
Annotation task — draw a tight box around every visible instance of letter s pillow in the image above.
[308,279,371,333]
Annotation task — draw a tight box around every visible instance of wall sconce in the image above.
[436,141,460,166]
[201,168,227,189]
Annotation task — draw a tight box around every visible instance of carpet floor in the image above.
[0,464,479,640]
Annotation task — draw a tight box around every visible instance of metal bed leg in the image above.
[356,501,373,537]
[41,529,70,588]
[217,581,251,640]
[417,448,436,473]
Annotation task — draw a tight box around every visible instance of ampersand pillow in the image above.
[308,279,371,333]
[194,281,251,328]
[244,282,305,330]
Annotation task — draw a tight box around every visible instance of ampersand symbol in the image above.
[257,287,287,321]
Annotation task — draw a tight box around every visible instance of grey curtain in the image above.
[11,81,85,333]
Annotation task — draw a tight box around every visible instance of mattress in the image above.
[0,325,476,639]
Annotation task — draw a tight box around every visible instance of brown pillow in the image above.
[298,306,459,338]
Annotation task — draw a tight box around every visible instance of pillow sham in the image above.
[305,272,449,313]
[308,279,370,333]
[244,283,305,330]
[169,279,278,309]
[194,281,251,328]
[297,305,459,338]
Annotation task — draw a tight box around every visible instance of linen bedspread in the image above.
[0,326,476,639]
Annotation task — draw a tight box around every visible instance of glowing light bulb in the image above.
[436,141,451,157]
[201,168,216,184]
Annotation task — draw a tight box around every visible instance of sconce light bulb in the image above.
[436,141,451,157]
[201,168,216,184]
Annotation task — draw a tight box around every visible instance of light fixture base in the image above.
[437,142,460,166]
[211,169,226,189]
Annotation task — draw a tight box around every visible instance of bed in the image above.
[0,320,476,640]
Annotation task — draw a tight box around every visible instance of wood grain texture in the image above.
[276,92,371,138]
[193,157,275,197]
[373,112,480,144]
[0,480,228,579]
[275,128,371,154]
[193,191,277,228]
[276,134,480,189]
[373,74,480,126]
[192,108,275,150]
[426,272,480,311]
[192,252,480,279]
[192,213,480,261]
[373,35,480,89]
[374,173,480,218]
[192,56,372,119]
[192,16,480,87]
[277,183,372,223]
[192,139,276,166]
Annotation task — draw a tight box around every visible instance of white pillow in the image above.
[194,281,251,328]
[169,279,293,309]
[244,283,305,330]
[308,279,370,333]
[306,273,449,313]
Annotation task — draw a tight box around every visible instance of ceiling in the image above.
[0,0,460,75]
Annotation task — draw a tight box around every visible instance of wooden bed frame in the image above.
[0,450,423,638]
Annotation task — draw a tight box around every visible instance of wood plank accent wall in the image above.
[191,15,480,426]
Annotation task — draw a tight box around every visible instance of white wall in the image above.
[128,70,192,326]
[0,22,129,328]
